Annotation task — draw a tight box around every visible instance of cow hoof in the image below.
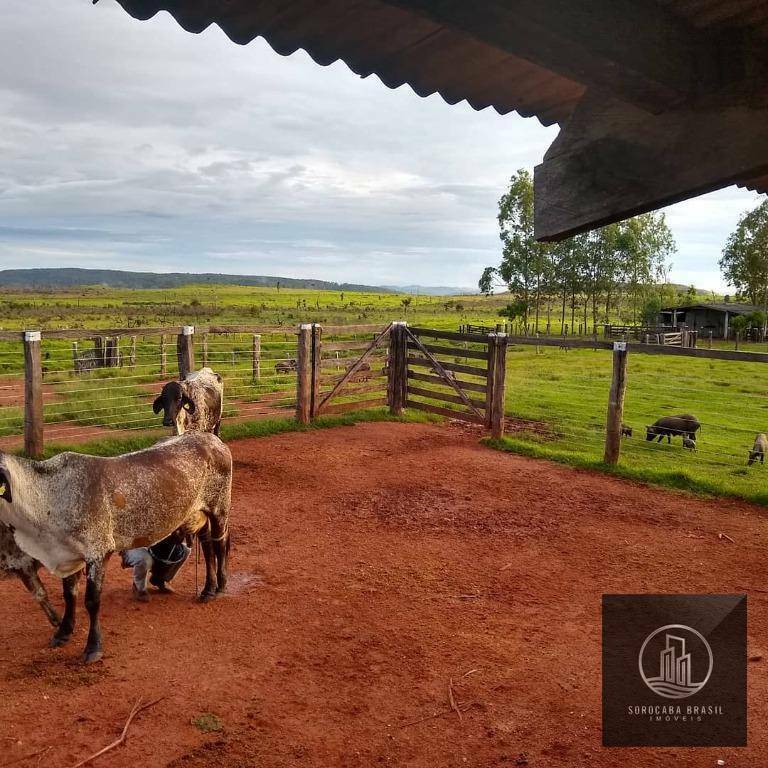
[83,649,103,664]
[50,633,71,648]
[198,591,216,603]
[215,584,227,594]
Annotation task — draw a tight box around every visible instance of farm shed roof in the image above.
[661,303,762,315]
[110,0,768,241]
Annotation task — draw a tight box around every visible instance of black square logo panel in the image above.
[602,594,746,747]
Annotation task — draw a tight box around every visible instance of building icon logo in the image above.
[638,624,713,699]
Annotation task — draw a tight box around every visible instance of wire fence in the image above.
[503,342,768,498]
[0,327,302,450]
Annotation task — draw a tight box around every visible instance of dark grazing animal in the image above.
[621,424,633,438]
[646,414,701,443]
[0,523,59,626]
[0,432,232,663]
[348,361,372,382]
[748,433,768,465]
[275,359,297,375]
[153,367,223,436]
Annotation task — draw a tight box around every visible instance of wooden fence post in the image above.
[129,336,136,369]
[96,336,106,367]
[485,333,508,439]
[23,331,43,459]
[202,333,209,367]
[252,334,261,383]
[72,341,79,374]
[603,342,629,465]
[160,334,167,375]
[388,321,407,416]
[310,325,322,417]
[296,324,312,424]
[177,325,195,379]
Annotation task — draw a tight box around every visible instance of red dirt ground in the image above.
[1,421,767,767]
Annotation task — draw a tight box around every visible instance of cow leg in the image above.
[210,518,229,594]
[17,566,60,627]
[51,571,81,647]
[83,559,107,664]
[197,523,218,601]
[656,434,663,443]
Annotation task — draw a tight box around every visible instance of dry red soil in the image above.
[1,422,767,767]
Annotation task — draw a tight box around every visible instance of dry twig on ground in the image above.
[69,696,164,768]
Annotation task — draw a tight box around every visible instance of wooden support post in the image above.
[296,324,312,424]
[23,331,43,459]
[202,333,209,367]
[129,336,136,369]
[310,325,322,417]
[177,325,195,379]
[160,334,167,376]
[487,333,508,439]
[388,322,407,416]
[72,341,79,374]
[95,336,106,367]
[252,334,261,383]
[603,342,629,465]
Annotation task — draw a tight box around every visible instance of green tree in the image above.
[720,201,768,324]
[479,169,552,331]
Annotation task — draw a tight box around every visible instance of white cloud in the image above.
[0,0,761,290]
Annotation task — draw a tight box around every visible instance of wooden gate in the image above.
[300,323,393,419]
[295,322,507,437]
[402,326,507,437]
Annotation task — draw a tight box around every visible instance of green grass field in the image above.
[499,345,768,505]
[3,284,768,506]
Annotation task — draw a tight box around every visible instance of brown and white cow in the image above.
[153,367,224,436]
[0,431,232,663]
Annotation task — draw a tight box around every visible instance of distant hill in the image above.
[381,284,480,296]
[0,268,392,293]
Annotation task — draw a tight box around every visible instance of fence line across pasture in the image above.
[8,320,768,488]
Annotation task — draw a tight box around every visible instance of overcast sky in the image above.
[0,1,762,291]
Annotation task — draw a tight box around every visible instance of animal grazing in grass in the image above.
[0,431,232,663]
[0,522,59,627]
[153,367,223,436]
[682,436,697,451]
[348,361,372,382]
[275,359,297,375]
[748,433,768,465]
[621,424,632,438]
[646,414,701,444]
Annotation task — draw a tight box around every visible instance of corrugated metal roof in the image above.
[661,302,761,313]
[112,0,768,202]
[113,0,585,126]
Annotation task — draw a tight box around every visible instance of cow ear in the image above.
[152,396,164,414]
[215,373,222,383]
[0,470,11,503]
[182,395,196,414]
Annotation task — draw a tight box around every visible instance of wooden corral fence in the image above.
[295,323,508,438]
[604,324,697,348]
[3,322,508,459]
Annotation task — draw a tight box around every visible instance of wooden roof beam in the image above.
[533,93,768,241]
[381,0,745,113]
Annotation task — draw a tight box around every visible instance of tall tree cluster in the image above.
[480,170,676,331]
[720,201,768,317]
